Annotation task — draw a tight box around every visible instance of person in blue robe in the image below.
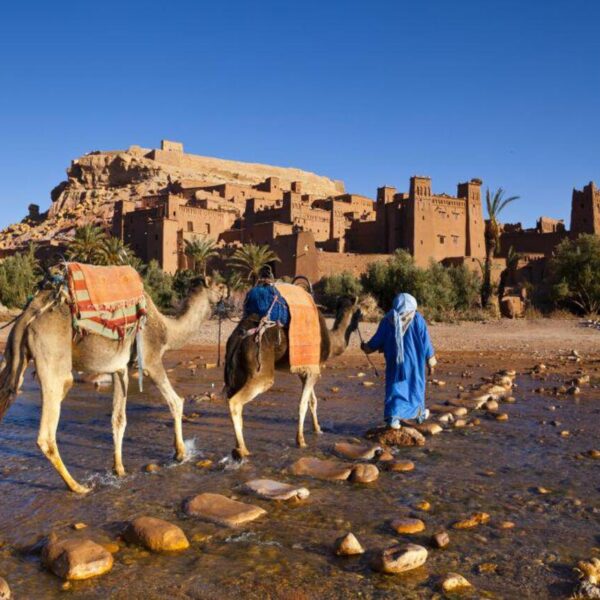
[361,293,436,429]
[242,265,289,326]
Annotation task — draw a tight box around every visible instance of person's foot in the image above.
[386,418,401,430]
[417,409,430,424]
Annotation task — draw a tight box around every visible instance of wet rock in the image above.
[499,521,515,529]
[495,412,509,422]
[415,501,431,511]
[430,404,467,417]
[387,459,415,472]
[185,493,267,527]
[42,536,114,580]
[124,517,189,552]
[372,543,428,574]
[330,386,340,393]
[72,523,87,531]
[441,572,472,592]
[144,463,160,473]
[504,396,516,403]
[576,558,600,585]
[377,449,394,462]
[438,413,454,425]
[484,399,499,411]
[452,512,490,529]
[290,457,353,481]
[575,374,590,386]
[195,459,213,469]
[533,363,547,373]
[454,418,467,428]
[414,422,443,436]
[478,562,498,574]
[365,426,425,447]
[0,577,10,600]
[572,580,600,599]
[391,518,425,534]
[350,464,379,483]
[567,386,581,395]
[585,449,600,459]
[100,542,120,554]
[536,486,552,495]
[362,381,375,387]
[334,441,381,461]
[242,479,310,501]
[334,532,365,556]
[432,531,450,548]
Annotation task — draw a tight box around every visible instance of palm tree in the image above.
[229,243,280,283]
[66,224,108,264]
[99,236,131,265]
[481,188,519,307]
[183,236,218,276]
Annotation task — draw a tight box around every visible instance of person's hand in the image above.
[427,363,435,377]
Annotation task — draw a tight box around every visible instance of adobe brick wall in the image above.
[316,251,389,279]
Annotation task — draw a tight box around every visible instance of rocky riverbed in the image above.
[0,330,599,598]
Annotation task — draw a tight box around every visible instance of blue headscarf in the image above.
[386,293,418,373]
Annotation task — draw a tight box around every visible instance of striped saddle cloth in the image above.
[66,262,147,340]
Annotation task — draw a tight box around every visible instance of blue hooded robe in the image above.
[366,294,435,421]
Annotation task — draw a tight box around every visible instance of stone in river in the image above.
[495,412,509,421]
[484,399,499,411]
[334,441,381,461]
[364,426,425,447]
[431,531,450,548]
[586,449,600,459]
[290,457,353,481]
[372,543,428,574]
[42,536,114,580]
[452,512,490,529]
[391,518,425,534]
[0,577,10,600]
[124,516,189,552]
[349,464,379,483]
[441,573,472,592]
[387,459,415,472]
[377,449,394,462]
[334,532,365,556]
[413,422,443,436]
[242,479,310,501]
[185,493,267,527]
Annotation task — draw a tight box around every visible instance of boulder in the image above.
[0,577,10,600]
[334,533,364,556]
[364,426,425,447]
[242,479,310,501]
[124,516,189,552]
[290,457,353,481]
[391,518,425,534]
[185,493,267,527]
[349,464,379,483]
[334,441,381,461]
[42,536,114,580]
[372,543,428,574]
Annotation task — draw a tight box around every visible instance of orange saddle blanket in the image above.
[274,283,321,374]
[66,262,147,340]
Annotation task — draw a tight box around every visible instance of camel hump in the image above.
[274,283,321,374]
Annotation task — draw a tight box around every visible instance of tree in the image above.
[142,260,175,309]
[229,243,280,283]
[0,244,41,308]
[183,236,218,276]
[319,271,363,310]
[66,224,108,263]
[98,236,131,265]
[481,188,519,307]
[549,234,600,314]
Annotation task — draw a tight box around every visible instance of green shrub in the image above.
[318,271,363,310]
[142,260,175,309]
[548,234,600,315]
[0,245,41,308]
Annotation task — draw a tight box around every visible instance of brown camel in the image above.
[224,295,361,458]
[0,278,223,494]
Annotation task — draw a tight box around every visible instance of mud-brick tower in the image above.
[570,181,600,235]
[457,178,485,258]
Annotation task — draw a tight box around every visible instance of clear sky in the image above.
[1,0,599,229]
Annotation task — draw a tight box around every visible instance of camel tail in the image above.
[0,306,35,422]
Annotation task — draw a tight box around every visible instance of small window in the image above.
[205,223,211,234]
[187,221,193,232]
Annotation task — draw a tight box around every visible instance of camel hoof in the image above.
[71,483,91,495]
[232,448,250,461]
[296,438,307,448]
[114,467,126,478]
[174,452,186,463]
[314,429,324,436]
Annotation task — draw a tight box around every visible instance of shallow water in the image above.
[0,348,599,599]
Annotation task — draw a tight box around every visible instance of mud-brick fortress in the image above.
[1,140,598,286]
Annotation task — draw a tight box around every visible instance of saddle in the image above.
[65,262,147,340]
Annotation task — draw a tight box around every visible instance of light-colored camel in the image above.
[224,296,361,458]
[0,278,222,494]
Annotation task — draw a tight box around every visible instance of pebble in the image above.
[477,562,498,573]
[387,459,415,472]
[415,501,431,511]
[124,516,190,552]
[334,532,364,556]
[0,577,9,600]
[441,572,472,592]
[567,386,581,395]
[454,418,467,428]
[362,381,375,387]
[495,412,509,422]
[499,521,515,530]
[372,543,428,574]
[330,386,340,393]
[391,518,425,534]
[350,464,379,484]
[377,449,394,462]
[144,463,160,473]
[432,531,450,548]
[452,512,490,529]
[195,459,213,469]
[72,523,87,531]
[536,487,552,495]
[586,449,600,459]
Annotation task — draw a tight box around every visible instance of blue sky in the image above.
[1,0,599,229]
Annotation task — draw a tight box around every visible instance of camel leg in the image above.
[147,363,186,462]
[35,364,89,494]
[228,378,272,458]
[111,369,128,477]
[297,373,319,448]
[309,389,323,434]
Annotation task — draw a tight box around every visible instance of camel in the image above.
[0,276,223,494]
[224,295,362,458]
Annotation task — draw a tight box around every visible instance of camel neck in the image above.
[328,309,354,358]
[163,288,211,350]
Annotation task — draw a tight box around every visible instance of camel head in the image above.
[329,295,362,355]
[187,275,228,306]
